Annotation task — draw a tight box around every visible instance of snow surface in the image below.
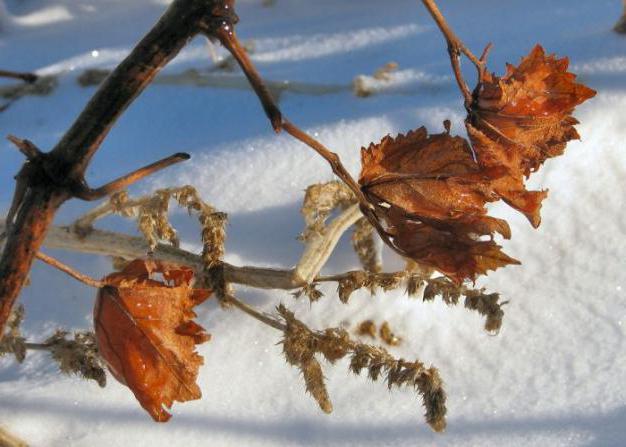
[1,0,625,446]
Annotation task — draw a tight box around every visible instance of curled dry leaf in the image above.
[359,45,595,283]
[359,127,518,283]
[94,259,211,422]
[467,44,596,226]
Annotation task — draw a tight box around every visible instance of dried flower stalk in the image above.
[0,307,106,387]
[278,305,446,431]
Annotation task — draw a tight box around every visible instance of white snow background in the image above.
[1,0,625,446]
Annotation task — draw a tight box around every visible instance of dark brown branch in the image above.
[0,69,38,84]
[210,26,283,131]
[35,251,104,288]
[74,152,190,201]
[615,1,626,34]
[7,135,43,160]
[420,0,482,105]
[0,0,236,337]
[3,169,28,229]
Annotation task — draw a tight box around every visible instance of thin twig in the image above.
[72,200,123,232]
[7,135,43,160]
[74,153,190,201]
[419,0,482,105]
[225,294,286,331]
[0,69,38,84]
[211,26,282,131]
[35,251,104,288]
[282,121,366,203]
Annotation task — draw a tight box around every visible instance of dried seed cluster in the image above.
[278,305,447,432]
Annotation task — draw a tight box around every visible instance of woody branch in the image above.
[0,0,246,337]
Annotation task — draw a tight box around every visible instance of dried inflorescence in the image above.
[292,283,324,303]
[0,305,26,362]
[300,181,355,242]
[278,305,446,432]
[357,320,377,339]
[333,270,506,332]
[336,271,407,303]
[379,321,402,346]
[44,330,107,387]
[0,306,107,386]
[351,217,382,273]
[422,277,506,333]
[349,343,447,432]
[103,186,227,267]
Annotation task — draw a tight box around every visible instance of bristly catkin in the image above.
[0,307,106,387]
[104,186,227,266]
[44,330,107,387]
[300,181,355,242]
[278,304,447,432]
[351,217,381,273]
[0,305,26,362]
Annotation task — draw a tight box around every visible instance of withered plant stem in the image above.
[294,204,361,284]
[225,295,287,331]
[282,121,365,201]
[1,218,397,292]
[35,252,104,288]
[0,69,38,84]
[419,0,482,105]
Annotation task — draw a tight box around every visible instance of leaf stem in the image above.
[35,251,104,288]
[225,294,286,331]
[282,121,367,204]
[420,0,482,105]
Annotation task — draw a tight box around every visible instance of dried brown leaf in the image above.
[358,45,594,283]
[467,44,596,226]
[359,127,517,283]
[94,259,211,422]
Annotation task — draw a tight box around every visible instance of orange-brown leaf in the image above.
[467,44,596,226]
[357,46,594,283]
[94,259,211,422]
[359,128,517,283]
[392,219,519,284]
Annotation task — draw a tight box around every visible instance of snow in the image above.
[1,0,625,446]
